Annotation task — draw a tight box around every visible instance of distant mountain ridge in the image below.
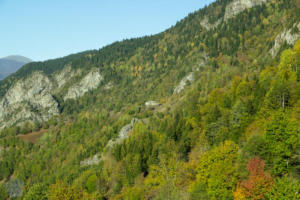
[0,55,32,80]
[2,55,32,63]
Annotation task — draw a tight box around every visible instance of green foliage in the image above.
[242,135,267,159]
[0,184,8,200]
[190,141,239,200]
[86,174,98,193]
[0,1,299,199]
[24,183,48,200]
[144,155,187,200]
[113,186,144,200]
[265,176,300,200]
[264,112,300,175]
[47,181,94,200]
[189,182,209,200]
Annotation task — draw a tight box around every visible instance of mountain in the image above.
[0,0,300,199]
[2,55,32,63]
[0,55,32,80]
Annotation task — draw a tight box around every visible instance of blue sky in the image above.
[0,0,215,61]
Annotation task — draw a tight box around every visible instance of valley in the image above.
[0,0,300,199]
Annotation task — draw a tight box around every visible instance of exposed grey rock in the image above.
[0,66,105,130]
[224,0,267,20]
[107,118,138,147]
[200,0,267,30]
[200,17,221,30]
[193,55,208,71]
[270,23,300,57]
[80,154,100,166]
[64,68,103,100]
[174,72,194,94]
[104,82,113,90]
[5,179,23,198]
[53,65,77,88]
[145,101,160,107]
[0,71,59,129]
[81,118,139,167]
[119,118,138,139]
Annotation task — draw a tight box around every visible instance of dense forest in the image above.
[0,0,300,199]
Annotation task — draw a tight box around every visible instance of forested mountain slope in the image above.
[0,0,300,199]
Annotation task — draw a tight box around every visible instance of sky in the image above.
[0,0,215,61]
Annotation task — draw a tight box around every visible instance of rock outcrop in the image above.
[200,17,221,30]
[64,68,103,100]
[224,0,267,20]
[270,23,300,57]
[107,118,138,147]
[118,118,138,140]
[53,65,77,88]
[80,154,100,166]
[0,67,104,129]
[200,0,267,30]
[81,118,139,167]
[0,72,59,129]
[145,101,160,107]
[104,82,113,90]
[174,72,194,94]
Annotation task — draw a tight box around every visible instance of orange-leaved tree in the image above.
[234,157,273,200]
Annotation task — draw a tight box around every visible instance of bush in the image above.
[24,183,48,200]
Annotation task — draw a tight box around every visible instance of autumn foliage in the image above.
[235,157,273,200]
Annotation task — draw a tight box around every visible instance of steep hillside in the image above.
[0,55,32,80]
[0,0,300,199]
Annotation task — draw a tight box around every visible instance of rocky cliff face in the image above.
[200,0,268,30]
[0,0,294,131]
[174,72,194,94]
[0,66,103,129]
[64,68,103,100]
[0,72,59,129]
[200,17,221,30]
[80,154,100,167]
[81,118,139,166]
[224,0,267,20]
[53,65,77,88]
[270,23,300,57]
[107,118,139,147]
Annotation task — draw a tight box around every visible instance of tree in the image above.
[265,176,300,200]
[265,48,298,109]
[47,181,93,200]
[236,80,252,98]
[190,141,239,200]
[124,154,142,185]
[235,157,273,200]
[144,155,186,200]
[86,174,98,193]
[264,112,300,175]
[242,135,267,159]
[266,77,291,109]
[294,40,300,81]
[24,183,48,200]
[0,184,8,200]
[112,185,144,200]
